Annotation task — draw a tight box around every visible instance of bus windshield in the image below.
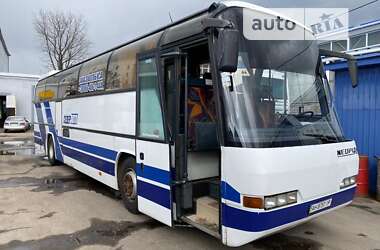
[218,12,345,148]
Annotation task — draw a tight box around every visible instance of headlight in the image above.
[276,194,287,206]
[264,191,298,210]
[340,175,357,189]
[286,191,297,203]
[350,176,356,185]
[264,196,277,209]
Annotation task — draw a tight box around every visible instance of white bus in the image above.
[33,1,359,247]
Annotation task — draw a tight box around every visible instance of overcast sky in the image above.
[0,0,379,75]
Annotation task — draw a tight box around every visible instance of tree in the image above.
[34,10,91,70]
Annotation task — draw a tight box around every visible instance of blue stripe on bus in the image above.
[34,131,41,137]
[43,102,63,162]
[221,181,241,203]
[137,179,171,209]
[61,144,115,176]
[59,136,117,162]
[34,136,43,145]
[34,103,46,144]
[136,163,170,186]
[222,186,356,232]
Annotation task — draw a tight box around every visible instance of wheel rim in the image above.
[122,169,137,200]
[48,142,54,160]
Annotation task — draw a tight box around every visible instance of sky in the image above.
[0,0,379,75]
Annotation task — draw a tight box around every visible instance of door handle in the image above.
[139,152,144,171]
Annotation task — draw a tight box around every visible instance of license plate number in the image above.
[309,198,332,214]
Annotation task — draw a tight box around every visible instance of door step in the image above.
[196,196,219,226]
[182,196,220,237]
[182,214,220,238]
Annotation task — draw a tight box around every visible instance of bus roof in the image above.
[38,2,220,83]
[38,1,314,83]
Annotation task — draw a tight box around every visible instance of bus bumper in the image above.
[221,186,356,247]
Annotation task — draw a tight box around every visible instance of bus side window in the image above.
[137,57,165,140]
[107,46,137,91]
[58,65,81,98]
[79,53,110,94]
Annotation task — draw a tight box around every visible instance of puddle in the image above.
[252,234,322,250]
[0,173,119,198]
[0,139,36,155]
[0,218,162,250]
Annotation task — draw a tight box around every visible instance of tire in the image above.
[47,137,58,166]
[3,129,6,133]
[118,157,139,214]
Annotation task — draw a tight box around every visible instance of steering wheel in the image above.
[296,111,314,118]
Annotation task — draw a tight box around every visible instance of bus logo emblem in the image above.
[337,147,357,157]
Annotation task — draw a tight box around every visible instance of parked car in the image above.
[3,116,30,132]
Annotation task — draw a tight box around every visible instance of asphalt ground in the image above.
[0,138,378,249]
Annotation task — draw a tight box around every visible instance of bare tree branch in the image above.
[34,10,91,71]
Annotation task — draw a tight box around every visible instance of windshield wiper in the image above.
[302,133,338,143]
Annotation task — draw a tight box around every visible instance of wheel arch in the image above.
[115,150,136,190]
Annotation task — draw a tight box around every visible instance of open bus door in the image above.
[135,53,172,226]
[160,49,188,224]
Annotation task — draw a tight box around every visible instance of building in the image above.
[322,20,380,195]
[0,73,39,125]
[0,28,39,126]
[0,28,10,72]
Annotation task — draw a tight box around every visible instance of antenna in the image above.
[168,12,174,23]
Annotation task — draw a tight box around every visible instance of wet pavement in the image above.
[0,134,379,249]
[0,131,35,156]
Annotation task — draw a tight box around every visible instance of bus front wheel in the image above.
[47,137,57,166]
[118,158,139,214]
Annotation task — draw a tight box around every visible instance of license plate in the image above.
[309,198,332,214]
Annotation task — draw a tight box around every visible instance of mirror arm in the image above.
[319,49,355,61]
[201,18,233,30]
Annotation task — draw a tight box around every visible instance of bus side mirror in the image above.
[217,29,239,72]
[348,59,358,88]
[319,49,358,88]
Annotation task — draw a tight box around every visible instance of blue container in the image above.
[332,65,380,194]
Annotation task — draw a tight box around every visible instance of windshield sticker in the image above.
[79,71,104,93]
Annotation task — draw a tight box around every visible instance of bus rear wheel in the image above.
[47,137,57,166]
[118,158,139,214]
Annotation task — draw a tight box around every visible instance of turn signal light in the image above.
[242,196,264,209]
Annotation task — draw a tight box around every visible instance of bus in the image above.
[33,1,359,247]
